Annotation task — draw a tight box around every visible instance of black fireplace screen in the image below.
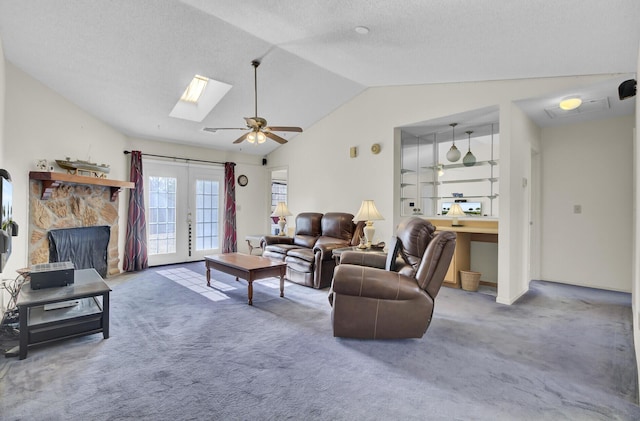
[48,226,110,277]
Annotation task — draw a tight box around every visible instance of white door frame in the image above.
[143,159,223,266]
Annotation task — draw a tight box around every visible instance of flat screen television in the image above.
[442,202,482,216]
[1,169,17,273]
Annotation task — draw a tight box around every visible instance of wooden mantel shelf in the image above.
[29,171,135,201]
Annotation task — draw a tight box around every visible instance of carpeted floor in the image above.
[1,261,639,420]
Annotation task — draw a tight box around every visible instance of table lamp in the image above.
[447,203,466,227]
[271,202,292,236]
[353,200,384,247]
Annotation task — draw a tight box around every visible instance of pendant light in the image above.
[446,123,461,162]
[463,130,476,167]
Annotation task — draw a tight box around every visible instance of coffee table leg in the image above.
[206,262,211,287]
[247,280,253,306]
[279,270,285,298]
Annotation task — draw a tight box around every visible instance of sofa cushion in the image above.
[290,212,322,248]
[286,254,315,272]
[264,243,299,255]
[321,212,356,241]
[286,247,315,263]
[293,234,319,249]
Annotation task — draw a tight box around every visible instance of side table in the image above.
[332,246,386,265]
[245,235,265,256]
[11,268,111,359]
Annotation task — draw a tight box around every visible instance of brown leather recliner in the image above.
[328,217,456,339]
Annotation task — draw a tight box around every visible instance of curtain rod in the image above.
[123,150,228,166]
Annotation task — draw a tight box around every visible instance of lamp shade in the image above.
[446,203,466,227]
[271,202,292,217]
[353,200,384,222]
[447,203,466,217]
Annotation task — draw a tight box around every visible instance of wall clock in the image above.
[237,174,248,186]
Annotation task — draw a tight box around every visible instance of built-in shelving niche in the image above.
[399,107,499,217]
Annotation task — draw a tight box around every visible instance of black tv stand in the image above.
[10,268,111,359]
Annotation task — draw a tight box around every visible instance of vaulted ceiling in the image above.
[0,0,638,155]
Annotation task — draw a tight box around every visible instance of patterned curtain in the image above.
[123,151,148,271]
[223,162,237,253]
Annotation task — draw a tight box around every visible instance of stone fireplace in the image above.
[28,173,133,277]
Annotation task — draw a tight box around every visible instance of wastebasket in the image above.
[460,271,481,292]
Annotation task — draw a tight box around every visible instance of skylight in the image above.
[180,75,208,103]
[170,75,232,122]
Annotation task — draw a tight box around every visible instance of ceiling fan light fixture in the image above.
[246,131,266,144]
[355,26,370,35]
[180,75,209,103]
[559,97,582,111]
[247,131,256,143]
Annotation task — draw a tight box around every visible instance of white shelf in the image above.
[421,160,499,171]
[441,177,498,184]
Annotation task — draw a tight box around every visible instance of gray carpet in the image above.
[1,261,639,421]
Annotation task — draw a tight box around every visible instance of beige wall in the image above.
[268,74,633,303]
[2,62,269,277]
[540,115,634,291]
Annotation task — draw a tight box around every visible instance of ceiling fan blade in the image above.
[265,126,303,133]
[264,131,288,144]
[203,127,247,133]
[233,133,249,144]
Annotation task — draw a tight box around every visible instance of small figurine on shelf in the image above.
[35,159,48,171]
[357,235,367,249]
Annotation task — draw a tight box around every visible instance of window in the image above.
[195,179,219,250]
[148,176,177,254]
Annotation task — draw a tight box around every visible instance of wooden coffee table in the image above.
[204,253,287,305]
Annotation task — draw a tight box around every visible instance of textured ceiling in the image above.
[0,0,638,155]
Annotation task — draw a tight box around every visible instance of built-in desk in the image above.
[429,219,498,289]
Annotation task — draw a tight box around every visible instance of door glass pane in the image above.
[195,179,219,251]
[148,176,177,255]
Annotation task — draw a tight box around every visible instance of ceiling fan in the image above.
[203,60,302,144]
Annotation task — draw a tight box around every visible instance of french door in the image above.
[143,159,224,266]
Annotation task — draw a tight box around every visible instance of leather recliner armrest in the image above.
[332,265,423,300]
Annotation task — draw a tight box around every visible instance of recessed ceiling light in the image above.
[559,97,582,111]
[355,26,370,35]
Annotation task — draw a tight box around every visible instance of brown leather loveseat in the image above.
[262,212,363,289]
